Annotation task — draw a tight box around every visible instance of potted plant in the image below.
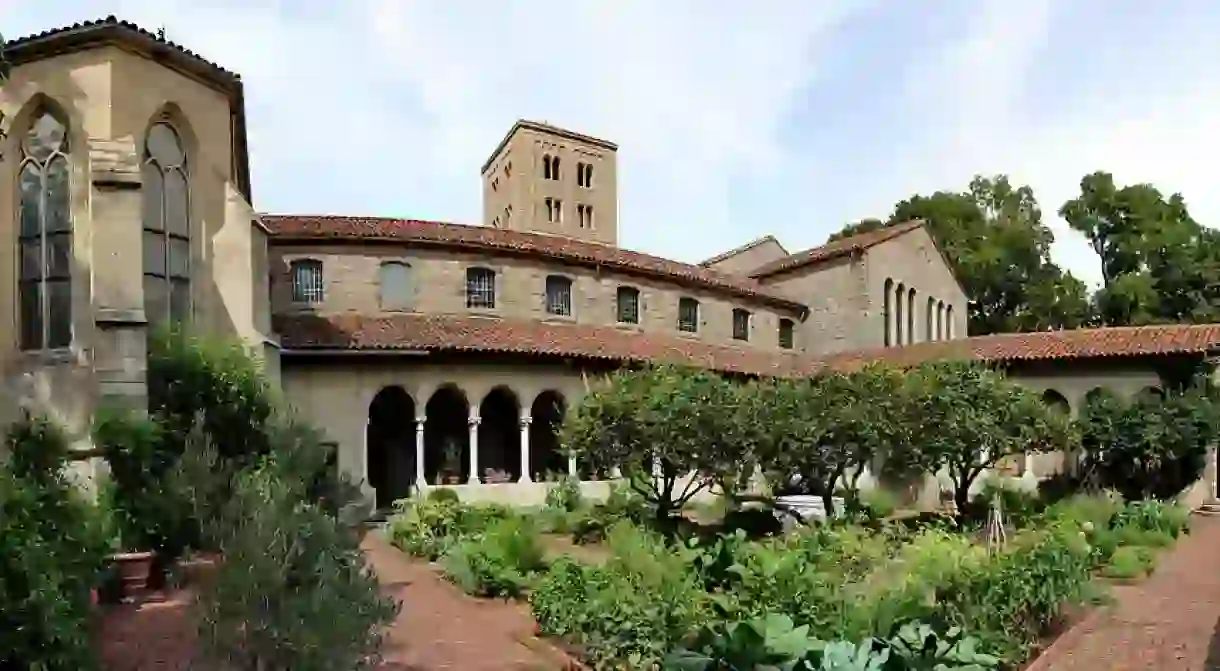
[441,438,463,485]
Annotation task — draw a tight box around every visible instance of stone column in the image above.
[568,455,578,479]
[1023,452,1034,477]
[518,414,532,483]
[361,420,370,486]
[468,411,481,485]
[414,416,426,492]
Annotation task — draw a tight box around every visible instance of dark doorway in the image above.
[367,386,416,509]
[424,385,469,484]
[478,386,520,482]
[530,390,568,481]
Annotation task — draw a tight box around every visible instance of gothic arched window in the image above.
[142,121,191,324]
[18,108,73,350]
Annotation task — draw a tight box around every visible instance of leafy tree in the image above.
[756,366,914,516]
[899,361,1074,512]
[1077,386,1219,500]
[834,175,1091,336]
[1059,171,1220,326]
[560,365,758,527]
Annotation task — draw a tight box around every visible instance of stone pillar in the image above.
[468,411,481,485]
[1023,452,1034,477]
[610,466,622,479]
[518,414,532,483]
[361,420,370,486]
[414,416,426,491]
[568,455,578,479]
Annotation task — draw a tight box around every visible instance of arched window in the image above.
[142,120,191,324]
[379,261,412,310]
[545,275,573,316]
[936,301,945,340]
[926,297,935,342]
[883,278,893,347]
[290,259,324,304]
[18,107,73,350]
[894,282,905,346]
[551,156,562,180]
[542,154,553,179]
[466,267,496,308]
[946,305,955,338]
[907,287,916,344]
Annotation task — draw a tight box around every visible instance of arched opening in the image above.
[530,391,568,481]
[1041,389,1070,415]
[478,386,520,483]
[1136,386,1166,403]
[425,385,469,485]
[894,283,906,346]
[367,386,415,509]
[883,278,893,346]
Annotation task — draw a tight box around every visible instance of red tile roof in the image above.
[748,220,924,279]
[824,323,1220,370]
[262,215,808,314]
[275,313,811,377]
[275,314,1220,378]
[698,235,788,268]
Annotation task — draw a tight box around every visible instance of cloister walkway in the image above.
[1028,513,1220,671]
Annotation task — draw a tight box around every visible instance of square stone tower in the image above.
[481,120,618,246]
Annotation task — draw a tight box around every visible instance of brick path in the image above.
[98,534,574,670]
[1027,514,1220,671]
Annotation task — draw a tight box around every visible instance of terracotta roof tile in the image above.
[825,323,1220,370]
[276,314,1220,379]
[749,220,924,279]
[275,313,811,377]
[263,215,808,314]
[698,235,788,268]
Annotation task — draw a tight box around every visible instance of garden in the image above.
[0,328,398,670]
[387,362,1218,670]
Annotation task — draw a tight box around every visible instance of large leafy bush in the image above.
[0,416,109,670]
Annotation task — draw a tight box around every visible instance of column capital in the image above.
[518,416,532,428]
[415,416,426,427]
[468,416,481,427]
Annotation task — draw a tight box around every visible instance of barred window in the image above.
[290,259,324,304]
[466,267,496,308]
[732,308,750,341]
[678,297,699,333]
[545,275,573,316]
[616,286,640,324]
[18,107,73,351]
[778,318,795,349]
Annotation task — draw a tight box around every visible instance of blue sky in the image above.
[8,1,1220,288]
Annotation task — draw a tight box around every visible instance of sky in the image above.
[6,1,1220,288]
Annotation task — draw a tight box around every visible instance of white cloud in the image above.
[7,1,1220,291]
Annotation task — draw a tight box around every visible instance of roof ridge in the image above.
[749,219,925,279]
[698,234,787,267]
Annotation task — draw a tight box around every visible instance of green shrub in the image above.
[971,479,1044,526]
[1100,545,1157,580]
[0,416,109,671]
[544,474,584,513]
[387,498,516,560]
[1112,499,1190,538]
[442,516,547,597]
[427,487,460,504]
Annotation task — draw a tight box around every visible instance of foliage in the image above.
[561,365,760,526]
[570,481,652,544]
[148,325,277,467]
[0,415,109,671]
[545,473,585,513]
[1099,545,1156,580]
[896,361,1074,513]
[442,515,547,597]
[93,408,184,555]
[195,457,399,671]
[427,486,460,503]
[1060,171,1220,326]
[1076,386,1219,500]
[387,497,515,560]
[665,615,1000,670]
[970,479,1044,527]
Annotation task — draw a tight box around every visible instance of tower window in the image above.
[732,308,750,341]
[18,107,73,350]
[577,204,594,229]
[778,318,795,349]
[616,286,640,324]
[290,259,324,304]
[545,198,562,223]
[678,297,699,333]
[466,266,496,309]
[576,162,594,188]
[545,275,573,316]
[542,154,561,181]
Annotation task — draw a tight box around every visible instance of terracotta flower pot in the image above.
[110,551,155,596]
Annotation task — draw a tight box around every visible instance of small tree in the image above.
[1079,386,1219,500]
[904,361,1073,513]
[560,365,756,526]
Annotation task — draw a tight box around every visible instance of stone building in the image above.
[3,18,1219,507]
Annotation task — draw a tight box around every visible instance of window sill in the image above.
[17,347,82,367]
[542,313,576,323]
[466,307,500,317]
[614,322,642,332]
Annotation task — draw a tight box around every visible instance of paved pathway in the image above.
[98,534,576,670]
[1028,514,1220,671]
[363,532,576,670]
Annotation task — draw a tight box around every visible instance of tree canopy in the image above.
[831,172,1219,335]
